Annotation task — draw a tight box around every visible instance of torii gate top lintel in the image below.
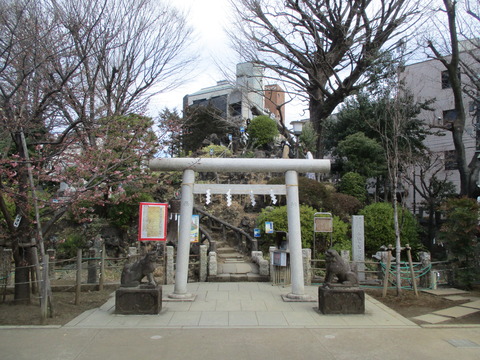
[149,157,330,173]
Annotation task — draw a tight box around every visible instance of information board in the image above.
[138,202,168,241]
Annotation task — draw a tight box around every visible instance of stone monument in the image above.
[318,249,365,314]
[115,252,162,315]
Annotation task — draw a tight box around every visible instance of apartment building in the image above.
[400,45,479,213]
[183,62,284,125]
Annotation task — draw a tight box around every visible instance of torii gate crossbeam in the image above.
[149,158,330,301]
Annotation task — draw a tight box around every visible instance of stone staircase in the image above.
[208,242,269,282]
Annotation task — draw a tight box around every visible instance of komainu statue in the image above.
[323,249,358,287]
[121,252,157,287]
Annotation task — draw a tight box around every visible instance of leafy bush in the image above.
[359,202,421,256]
[338,172,367,204]
[256,205,350,255]
[268,176,331,211]
[438,197,479,289]
[247,115,279,147]
[439,197,479,261]
[57,233,86,259]
[107,191,155,228]
[326,192,363,221]
[331,216,350,252]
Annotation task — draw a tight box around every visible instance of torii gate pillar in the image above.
[149,158,330,301]
[169,169,195,299]
[285,170,306,298]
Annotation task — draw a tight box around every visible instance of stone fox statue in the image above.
[121,252,157,287]
[324,249,358,286]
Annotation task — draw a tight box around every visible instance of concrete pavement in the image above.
[1,282,479,360]
[64,282,416,329]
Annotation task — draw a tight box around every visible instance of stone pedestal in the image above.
[115,285,162,315]
[318,286,365,315]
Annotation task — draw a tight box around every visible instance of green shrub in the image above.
[57,233,86,259]
[256,205,350,255]
[332,217,350,249]
[359,202,421,257]
[439,197,479,261]
[438,197,479,289]
[107,191,155,228]
[268,176,331,211]
[338,172,367,204]
[325,192,363,221]
[247,115,279,147]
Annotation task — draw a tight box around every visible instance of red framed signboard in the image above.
[138,202,168,241]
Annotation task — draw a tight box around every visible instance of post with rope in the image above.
[382,245,393,298]
[99,243,105,291]
[75,249,82,305]
[406,244,418,297]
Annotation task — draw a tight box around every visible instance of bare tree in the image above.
[424,0,480,197]
[229,0,423,157]
[407,154,456,251]
[0,0,194,305]
[0,0,87,304]
[54,0,195,147]
[369,91,424,295]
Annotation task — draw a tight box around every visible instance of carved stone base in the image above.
[318,286,365,315]
[115,285,162,315]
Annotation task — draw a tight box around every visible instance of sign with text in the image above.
[177,214,201,242]
[265,221,274,234]
[314,213,333,233]
[138,202,168,241]
[190,215,200,243]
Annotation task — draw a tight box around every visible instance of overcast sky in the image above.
[148,0,307,124]
[149,0,236,116]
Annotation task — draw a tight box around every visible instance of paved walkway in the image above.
[414,288,480,325]
[2,283,480,360]
[65,282,416,329]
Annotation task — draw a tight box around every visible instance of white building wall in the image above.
[235,62,265,119]
[185,81,233,106]
[400,55,478,213]
[184,62,268,123]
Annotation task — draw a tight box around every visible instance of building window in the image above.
[443,109,457,125]
[230,102,242,117]
[444,150,457,170]
[441,69,461,89]
[441,70,451,89]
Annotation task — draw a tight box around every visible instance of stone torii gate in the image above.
[149,157,330,301]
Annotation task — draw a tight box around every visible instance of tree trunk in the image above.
[452,121,469,195]
[392,177,402,296]
[309,93,325,159]
[12,132,34,303]
[427,202,436,252]
[444,0,470,196]
[13,248,32,304]
[468,158,480,198]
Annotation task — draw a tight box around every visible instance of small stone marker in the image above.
[351,215,365,282]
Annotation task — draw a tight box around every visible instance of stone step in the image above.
[217,252,244,259]
[217,262,259,275]
[216,247,237,255]
[208,273,270,282]
[224,259,246,263]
